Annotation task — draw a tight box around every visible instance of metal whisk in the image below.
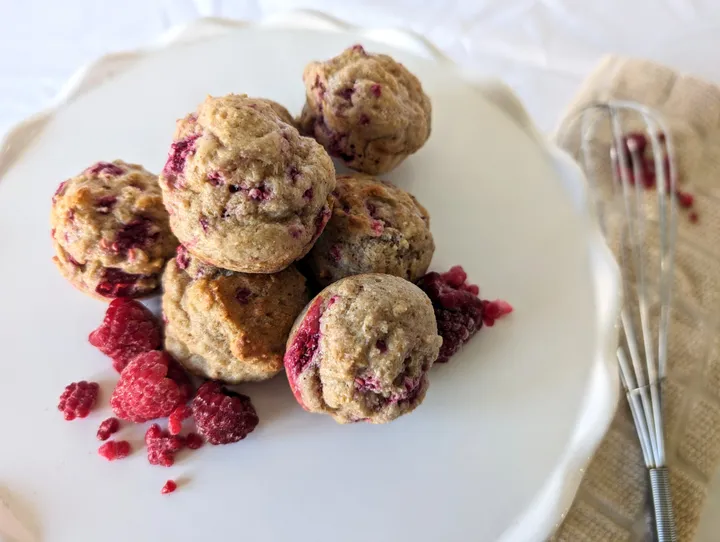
[571,101,679,542]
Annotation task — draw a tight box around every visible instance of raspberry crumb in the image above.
[97,417,121,441]
[191,382,259,445]
[417,266,512,363]
[185,432,204,450]
[89,298,162,373]
[110,351,191,423]
[168,405,192,436]
[146,423,185,467]
[161,480,178,494]
[98,440,131,461]
[58,381,99,420]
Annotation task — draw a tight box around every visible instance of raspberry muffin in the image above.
[306,173,434,286]
[162,247,309,383]
[298,44,432,175]
[159,94,336,273]
[50,160,178,300]
[284,274,442,424]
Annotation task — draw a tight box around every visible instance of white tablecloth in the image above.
[2,1,720,539]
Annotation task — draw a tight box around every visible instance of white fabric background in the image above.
[1,1,720,539]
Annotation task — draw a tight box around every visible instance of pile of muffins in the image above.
[50,45,444,424]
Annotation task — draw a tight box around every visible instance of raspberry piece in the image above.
[175,245,191,270]
[185,432,204,450]
[95,268,144,298]
[111,219,156,254]
[191,382,259,445]
[168,405,192,435]
[145,423,185,467]
[161,480,178,494]
[110,351,191,423]
[98,440,131,461]
[89,298,162,373]
[417,266,511,363]
[87,162,125,176]
[58,381,99,420]
[163,133,200,188]
[97,417,121,441]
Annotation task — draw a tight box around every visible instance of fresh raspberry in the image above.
[161,480,178,494]
[89,298,162,373]
[98,440,131,461]
[168,405,192,436]
[145,423,185,467]
[110,351,191,423]
[97,417,121,441]
[417,266,511,363]
[191,382,259,445]
[58,381,99,420]
[185,432,204,450]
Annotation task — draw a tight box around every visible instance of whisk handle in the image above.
[650,467,677,542]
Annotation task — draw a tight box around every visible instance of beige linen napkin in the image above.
[552,56,720,541]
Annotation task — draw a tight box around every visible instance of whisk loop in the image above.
[571,100,678,542]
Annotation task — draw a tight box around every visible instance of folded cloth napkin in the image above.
[552,55,720,541]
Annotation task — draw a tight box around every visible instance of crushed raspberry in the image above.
[66,252,83,267]
[191,382,259,445]
[312,74,326,95]
[163,133,200,187]
[248,184,272,201]
[168,405,192,436]
[375,340,388,353]
[207,171,224,186]
[311,205,332,242]
[110,351,191,423]
[95,195,117,213]
[235,287,252,304]
[89,298,162,372]
[616,132,698,222]
[417,266,511,363]
[53,180,69,203]
[370,220,384,235]
[146,423,185,466]
[370,84,382,97]
[87,162,125,176]
[199,217,209,233]
[289,225,303,239]
[284,297,324,402]
[98,440,131,461]
[355,375,383,393]
[351,44,366,54]
[338,87,355,101]
[95,268,145,298]
[97,417,121,441]
[303,187,314,201]
[161,480,178,494]
[185,432,204,449]
[288,166,300,183]
[359,114,371,126]
[111,219,156,254]
[176,245,190,270]
[58,381,99,420]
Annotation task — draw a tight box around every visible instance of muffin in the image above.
[306,173,434,286]
[284,274,442,423]
[162,247,309,383]
[50,160,178,300]
[159,94,336,273]
[298,44,431,174]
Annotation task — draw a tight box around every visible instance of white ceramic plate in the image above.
[0,16,620,542]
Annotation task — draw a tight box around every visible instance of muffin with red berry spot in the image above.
[306,173,434,286]
[158,94,336,273]
[50,160,178,300]
[298,44,431,175]
[162,249,309,383]
[284,274,441,424]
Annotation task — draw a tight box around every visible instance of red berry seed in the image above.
[110,351,191,423]
[98,440,131,461]
[191,382,259,445]
[168,405,192,436]
[97,417,121,441]
[146,424,185,467]
[161,480,178,495]
[58,381,99,420]
[89,298,162,373]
